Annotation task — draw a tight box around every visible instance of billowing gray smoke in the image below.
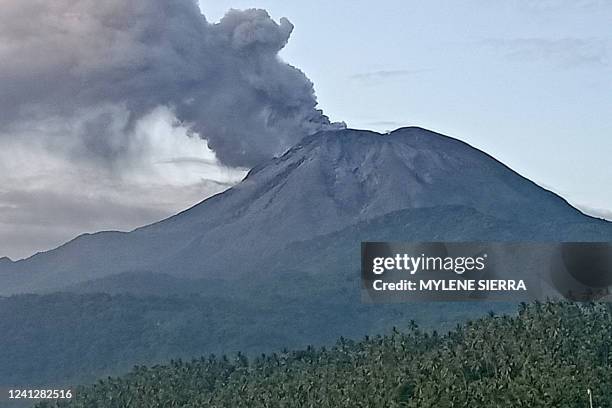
[0,0,344,167]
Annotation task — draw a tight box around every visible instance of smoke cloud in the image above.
[0,0,343,168]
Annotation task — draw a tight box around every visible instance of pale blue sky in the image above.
[201,0,612,218]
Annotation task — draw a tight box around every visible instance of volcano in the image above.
[1,127,611,295]
[3,126,612,390]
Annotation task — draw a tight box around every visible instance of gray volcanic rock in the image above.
[0,127,606,294]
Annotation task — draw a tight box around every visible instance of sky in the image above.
[0,0,610,260]
[201,0,611,213]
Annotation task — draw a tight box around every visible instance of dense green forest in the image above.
[1,293,498,387]
[36,302,612,407]
[3,205,611,389]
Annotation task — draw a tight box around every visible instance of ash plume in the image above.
[0,0,344,168]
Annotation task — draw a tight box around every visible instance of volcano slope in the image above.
[2,127,607,293]
[1,127,611,388]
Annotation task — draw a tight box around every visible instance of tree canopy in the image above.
[36,301,612,407]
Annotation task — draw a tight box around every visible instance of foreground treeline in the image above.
[1,292,498,387]
[38,302,612,408]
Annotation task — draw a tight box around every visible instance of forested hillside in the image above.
[1,292,495,387]
[37,302,612,407]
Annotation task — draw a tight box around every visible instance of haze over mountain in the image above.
[1,127,610,295]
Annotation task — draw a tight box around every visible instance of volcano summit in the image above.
[0,127,610,295]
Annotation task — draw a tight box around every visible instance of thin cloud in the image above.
[0,177,239,260]
[0,107,246,260]
[484,38,610,68]
[350,69,432,82]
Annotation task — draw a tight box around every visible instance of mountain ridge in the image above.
[2,126,599,262]
[2,127,612,390]
[0,127,609,295]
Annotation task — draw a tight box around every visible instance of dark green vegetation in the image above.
[1,292,502,388]
[2,206,611,388]
[35,302,612,408]
[3,128,612,403]
[3,128,612,395]
[2,205,611,391]
[2,206,540,388]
